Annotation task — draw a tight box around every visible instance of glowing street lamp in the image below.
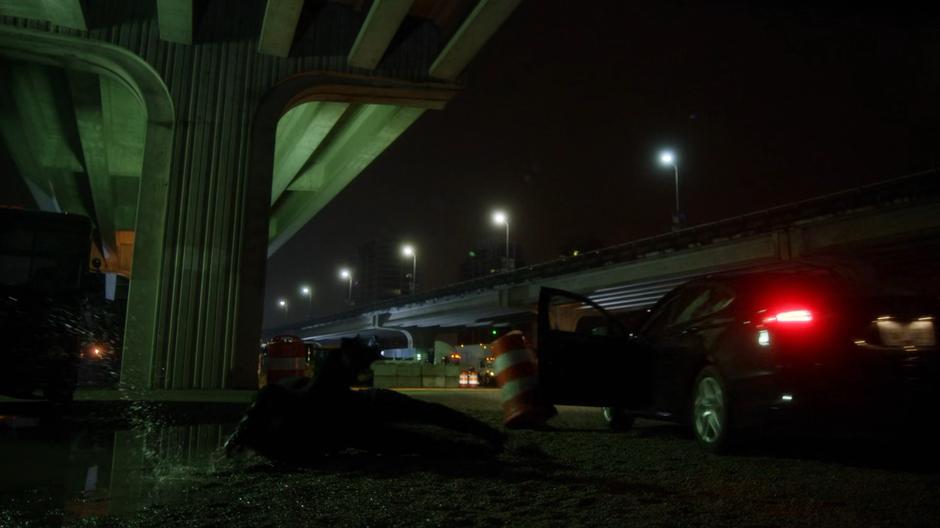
[659,150,680,217]
[339,268,353,302]
[277,298,288,316]
[299,284,312,318]
[492,210,510,270]
[401,244,417,295]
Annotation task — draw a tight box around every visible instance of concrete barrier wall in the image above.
[371,361,460,388]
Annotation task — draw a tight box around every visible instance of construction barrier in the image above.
[459,369,480,387]
[263,335,307,386]
[371,362,461,388]
[491,331,557,428]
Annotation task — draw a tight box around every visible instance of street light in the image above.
[277,298,288,316]
[299,284,312,318]
[401,244,417,295]
[492,210,510,271]
[659,150,682,228]
[339,268,353,302]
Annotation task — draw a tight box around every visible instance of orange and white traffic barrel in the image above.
[265,335,307,385]
[459,369,481,388]
[491,331,557,428]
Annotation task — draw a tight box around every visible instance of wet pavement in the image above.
[0,393,248,527]
[0,389,495,526]
[3,389,940,527]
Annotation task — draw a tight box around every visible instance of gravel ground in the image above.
[5,390,940,527]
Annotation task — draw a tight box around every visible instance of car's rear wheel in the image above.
[691,366,733,453]
[602,406,635,430]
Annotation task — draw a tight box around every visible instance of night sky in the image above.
[0,4,935,326]
[264,2,939,326]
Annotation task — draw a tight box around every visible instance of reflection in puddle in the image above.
[0,415,235,525]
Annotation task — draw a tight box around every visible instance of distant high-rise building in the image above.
[354,238,407,304]
[459,234,524,281]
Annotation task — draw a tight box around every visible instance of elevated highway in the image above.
[272,170,940,350]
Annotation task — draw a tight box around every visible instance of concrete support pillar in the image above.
[408,327,444,362]
[1,16,459,392]
[147,40,268,390]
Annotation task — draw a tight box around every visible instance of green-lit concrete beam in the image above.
[285,104,419,192]
[101,76,147,178]
[39,0,86,30]
[47,170,93,218]
[271,101,348,205]
[428,0,522,81]
[0,63,89,216]
[347,0,414,70]
[268,104,425,255]
[113,176,141,230]
[68,70,118,257]
[0,108,61,211]
[0,0,86,30]
[258,0,304,57]
[156,0,193,44]
[0,63,51,209]
[7,62,84,172]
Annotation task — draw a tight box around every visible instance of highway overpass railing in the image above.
[268,169,940,336]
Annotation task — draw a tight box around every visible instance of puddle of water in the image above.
[0,414,237,525]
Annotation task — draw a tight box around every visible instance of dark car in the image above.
[536,271,939,452]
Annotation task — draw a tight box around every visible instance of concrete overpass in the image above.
[272,170,940,353]
[0,0,522,390]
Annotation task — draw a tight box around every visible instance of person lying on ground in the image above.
[224,337,505,463]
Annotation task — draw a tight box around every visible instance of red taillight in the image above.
[764,309,813,323]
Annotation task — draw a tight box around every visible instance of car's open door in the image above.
[537,287,651,408]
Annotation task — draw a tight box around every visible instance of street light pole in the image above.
[300,285,312,318]
[659,150,682,229]
[672,163,680,213]
[504,221,510,264]
[401,245,417,295]
[277,298,288,317]
[339,269,353,302]
[492,210,510,271]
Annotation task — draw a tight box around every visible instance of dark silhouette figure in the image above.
[225,337,504,463]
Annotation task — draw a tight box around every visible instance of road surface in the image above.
[2,388,940,527]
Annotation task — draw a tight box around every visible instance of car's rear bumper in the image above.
[730,360,940,430]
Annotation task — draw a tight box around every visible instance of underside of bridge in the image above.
[0,0,521,391]
[0,59,146,275]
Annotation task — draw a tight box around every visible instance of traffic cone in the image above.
[491,331,557,429]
